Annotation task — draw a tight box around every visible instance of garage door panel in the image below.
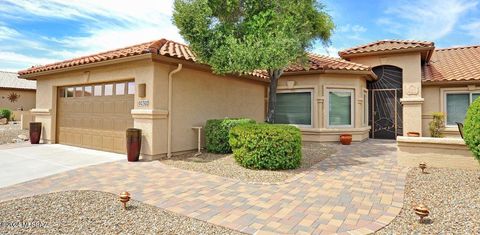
[57,83,134,154]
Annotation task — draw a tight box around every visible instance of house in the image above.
[0,71,36,115]
[18,39,480,160]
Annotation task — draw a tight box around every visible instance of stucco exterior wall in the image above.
[422,83,480,138]
[0,88,36,111]
[278,73,370,142]
[348,52,424,136]
[170,66,266,153]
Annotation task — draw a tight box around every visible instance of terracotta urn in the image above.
[126,128,142,162]
[407,131,420,137]
[340,134,352,145]
[29,122,42,144]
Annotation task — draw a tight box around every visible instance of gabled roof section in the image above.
[339,40,435,61]
[18,39,196,76]
[286,53,371,73]
[0,71,36,90]
[422,45,480,83]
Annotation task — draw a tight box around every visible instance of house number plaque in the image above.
[138,100,150,107]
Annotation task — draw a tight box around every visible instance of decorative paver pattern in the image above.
[0,140,408,234]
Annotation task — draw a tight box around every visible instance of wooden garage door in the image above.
[57,81,135,153]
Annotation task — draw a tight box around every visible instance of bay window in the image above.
[328,89,354,127]
[274,90,312,127]
[446,92,480,125]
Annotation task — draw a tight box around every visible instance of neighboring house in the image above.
[0,71,36,112]
[18,39,479,158]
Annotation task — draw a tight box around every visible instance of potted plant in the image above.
[407,131,420,137]
[339,134,352,145]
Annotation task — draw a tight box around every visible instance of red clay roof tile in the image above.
[19,39,372,79]
[339,40,434,57]
[422,45,480,83]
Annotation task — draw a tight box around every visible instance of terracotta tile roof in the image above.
[422,45,480,83]
[18,39,372,80]
[339,40,434,57]
[18,39,196,76]
[0,71,36,90]
[285,53,371,72]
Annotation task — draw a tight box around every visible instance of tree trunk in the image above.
[266,69,283,123]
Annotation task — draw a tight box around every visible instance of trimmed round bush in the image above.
[0,108,11,120]
[464,98,480,164]
[229,123,302,170]
[205,118,256,153]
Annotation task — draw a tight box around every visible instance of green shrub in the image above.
[429,112,445,137]
[229,123,302,170]
[205,118,256,153]
[0,108,11,121]
[464,98,480,164]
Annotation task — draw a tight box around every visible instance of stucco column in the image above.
[401,97,424,136]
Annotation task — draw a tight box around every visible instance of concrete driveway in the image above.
[0,144,124,188]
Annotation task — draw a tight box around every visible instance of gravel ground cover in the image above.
[376,167,480,234]
[0,122,28,145]
[161,142,336,183]
[0,190,243,235]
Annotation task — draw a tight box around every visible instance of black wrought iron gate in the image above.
[368,66,403,139]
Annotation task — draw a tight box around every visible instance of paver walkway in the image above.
[0,140,408,234]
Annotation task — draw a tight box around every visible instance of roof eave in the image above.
[18,53,153,80]
[339,47,436,60]
[422,79,480,86]
[283,68,377,80]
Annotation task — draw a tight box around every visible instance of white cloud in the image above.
[0,51,56,71]
[0,25,19,40]
[462,20,480,41]
[312,45,342,57]
[0,0,183,69]
[378,0,478,40]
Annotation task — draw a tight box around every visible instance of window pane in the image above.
[473,93,480,103]
[446,93,469,125]
[104,84,113,96]
[66,87,74,97]
[329,91,352,126]
[127,82,135,95]
[274,92,311,125]
[74,87,83,97]
[84,86,92,96]
[115,83,125,95]
[59,88,65,98]
[93,85,102,96]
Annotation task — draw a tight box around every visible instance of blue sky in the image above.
[0,0,479,72]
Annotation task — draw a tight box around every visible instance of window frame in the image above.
[275,89,314,128]
[444,90,480,127]
[326,88,354,128]
[363,89,368,127]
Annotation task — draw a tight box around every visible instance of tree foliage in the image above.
[173,0,334,122]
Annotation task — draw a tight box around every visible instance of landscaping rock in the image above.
[0,118,7,125]
[0,122,29,145]
[0,190,243,235]
[17,134,29,141]
[376,167,480,234]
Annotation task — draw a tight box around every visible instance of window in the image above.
[93,85,102,96]
[328,89,353,127]
[66,87,74,97]
[363,90,368,126]
[84,86,92,96]
[445,92,480,125]
[59,88,65,98]
[274,91,312,126]
[127,82,135,95]
[104,84,113,96]
[115,83,125,95]
[75,87,83,97]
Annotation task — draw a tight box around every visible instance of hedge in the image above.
[0,108,11,121]
[464,98,480,164]
[229,123,302,170]
[205,118,256,153]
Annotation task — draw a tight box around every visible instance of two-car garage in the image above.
[56,81,135,153]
